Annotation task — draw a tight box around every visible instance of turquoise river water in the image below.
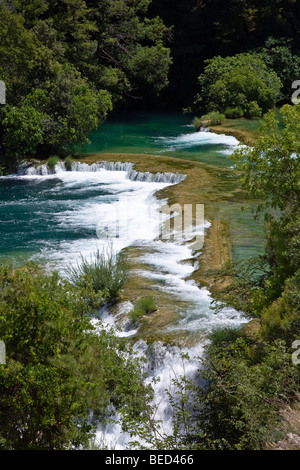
[0,111,265,449]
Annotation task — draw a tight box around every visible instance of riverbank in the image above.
[15,113,263,346]
[5,145,254,347]
[74,151,248,301]
[208,117,260,146]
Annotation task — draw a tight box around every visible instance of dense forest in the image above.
[0,0,300,451]
[1,0,300,172]
[0,0,172,172]
[150,0,300,108]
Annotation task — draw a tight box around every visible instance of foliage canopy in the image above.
[194,52,282,117]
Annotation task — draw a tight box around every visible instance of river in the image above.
[0,111,264,449]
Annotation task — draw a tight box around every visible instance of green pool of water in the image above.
[78,111,265,259]
[78,111,240,168]
[0,111,265,268]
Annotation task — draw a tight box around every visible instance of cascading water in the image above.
[1,117,254,449]
[3,159,247,449]
[19,160,186,185]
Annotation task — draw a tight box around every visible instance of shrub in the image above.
[129,296,157,322]
[246,101,262,118]
[64,155,73,171]
[47,155,59,171]
[66,244,128,303]
[193,111,225,130]
[224,106,244,119]
[194,52,282,115]
[0,264,151,450]
[196,327,299,450]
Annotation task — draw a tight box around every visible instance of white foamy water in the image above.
[155,129,239,152]
[6,160,247,449]
[132,234,247,336]
[14,166,172,270]
[93,337,205,450]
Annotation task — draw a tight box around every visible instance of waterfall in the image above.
[18,160,186,185]
[127,169,185,184]
[93,308,204,450]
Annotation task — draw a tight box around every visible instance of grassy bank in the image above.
[209,117,261,146]
[74,152,257,302]
[23,146,262,345]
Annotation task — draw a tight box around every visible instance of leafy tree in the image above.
[0,103,46,172]
[232,104,300,213]
[0,264,152,449]
[43,64,112,151]
[0,0,171,172]
[218,104,300,314]
[0,3,112,169]
[257,37,300,103]
[149,0,300,108]
[90,0,172,102]
[0,4,53,104]
[194,53,282,116]
[173,103,300,452]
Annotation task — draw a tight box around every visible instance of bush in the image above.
[193,111,225,130]
[224,106,244,119]
[64,155,73,171]
[246,101,262,118]
[195,327,300,450]
[194,52,282,115]
[260,270,300,342]
[129,296,157,322]
[47,155,59,171]
[0,264,151,450]
[66,244,128,303]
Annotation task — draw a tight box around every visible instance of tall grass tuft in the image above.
[47,155,60,171]
[129,296,157,323]
[64,155,73,171]
[66,243,128,303]
[193,111,225,130]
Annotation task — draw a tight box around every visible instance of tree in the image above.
[194,52,282,116]
[228,104,300,320]
[0,103,46,172]
[0,264,151,449]
[192,329,298,450]
[149,0,300,108]
[258,37,300,103]
[43,64,112,152]
[0,0,172,172]
[201,104,300,385]
[0,3,112,169]
[231,104,300,213]
[89,0,172,102]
